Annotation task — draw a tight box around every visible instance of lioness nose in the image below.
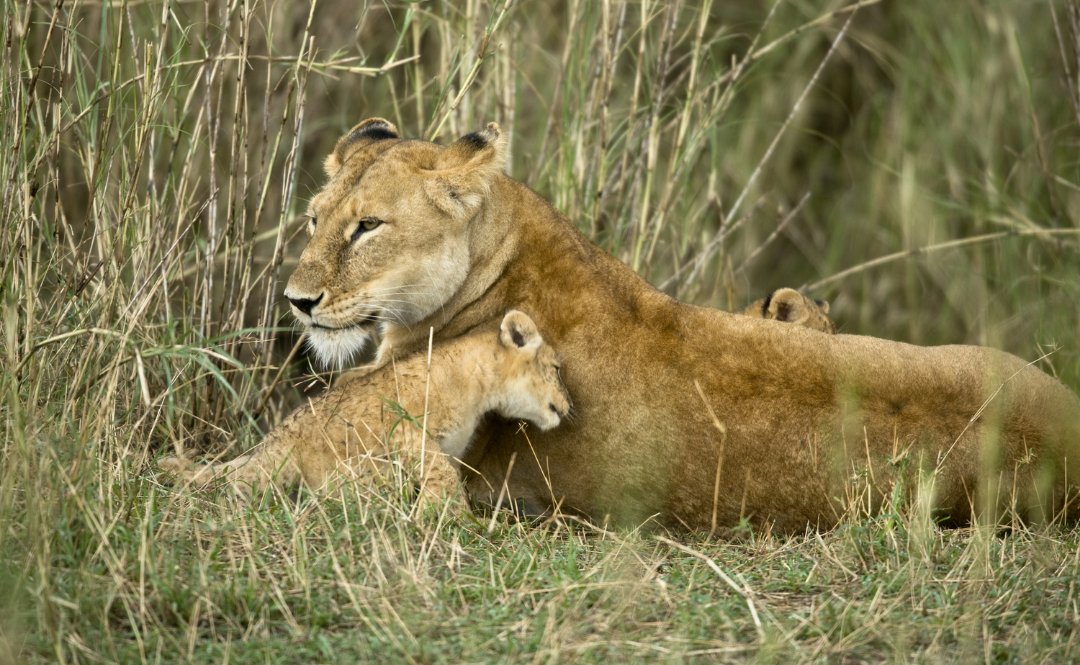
[287,293,323,316]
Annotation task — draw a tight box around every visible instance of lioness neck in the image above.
[376,186,522,365]
[379,175,658,363]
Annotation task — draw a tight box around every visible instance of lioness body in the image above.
[283,120,1080,533]
[161,312,570,510]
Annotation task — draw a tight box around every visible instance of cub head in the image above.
[741,287,836,333]
[492,310,572,431]
[285,119,509,367]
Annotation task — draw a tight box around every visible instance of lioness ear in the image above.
[499,310,542,352]
[441,123,508,172]
[425,123,509,217]
[324,118,401,178]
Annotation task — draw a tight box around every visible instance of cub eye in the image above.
[351,217,382,242]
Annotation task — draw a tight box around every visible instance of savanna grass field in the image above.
[4,0,1080,662]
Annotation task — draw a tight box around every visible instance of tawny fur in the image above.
[740,288,836,334]
[159,311,570,513]
[279,118,1080,534]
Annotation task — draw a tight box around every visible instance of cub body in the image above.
[160,311,570,511]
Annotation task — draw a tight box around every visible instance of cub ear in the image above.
[814,299,830,315]
[765,288,808,324]
[425,123,509,217]
[324,118,401,177]
[499,310,542,352]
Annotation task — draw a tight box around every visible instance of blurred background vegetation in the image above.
[3,0,1080,661]
[6,0,1080,437]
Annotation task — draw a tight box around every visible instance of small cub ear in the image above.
[499,310,542,351]
[766,288,807,323]
[815,299,830,315]
[324,118,401,177]
[425,123,509,217]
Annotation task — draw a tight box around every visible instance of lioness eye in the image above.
[351,217,382,241]
[308,216,317,233]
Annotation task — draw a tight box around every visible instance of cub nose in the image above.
[287,293,323,316]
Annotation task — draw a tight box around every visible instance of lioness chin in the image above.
[278,117,1080,534]
[160,311,570,514]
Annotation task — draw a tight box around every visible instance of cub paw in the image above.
[158,456,191,475]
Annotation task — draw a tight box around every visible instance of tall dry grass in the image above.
[2,0,1080,661]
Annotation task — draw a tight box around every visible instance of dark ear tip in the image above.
[346,118,400,144]
[458,132,489,151]
[327,119,401,177]
[455,122,502,151]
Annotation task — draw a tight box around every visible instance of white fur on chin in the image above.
[305,326,373,369]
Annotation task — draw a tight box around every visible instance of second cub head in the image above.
[494,311,572,430]
[742,288,836,334]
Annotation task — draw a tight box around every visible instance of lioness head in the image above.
[285,118,509,367]
[494,310,572,431]
[741,287,836,333]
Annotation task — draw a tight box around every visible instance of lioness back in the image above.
[274,117,1080,533]
[160,311,570,512]
[740,288,836,333]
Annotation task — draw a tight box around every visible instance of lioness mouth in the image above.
[311,313,380,331]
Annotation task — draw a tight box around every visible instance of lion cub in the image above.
[159,311,570,511]
[740,287,836,333]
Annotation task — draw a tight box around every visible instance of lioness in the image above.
[160,311,570,512]
[281,118,1080,533]
[740,288,836,333]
